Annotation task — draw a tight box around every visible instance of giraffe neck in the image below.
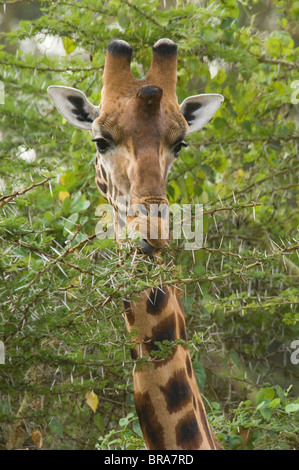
[96,158,218,449]
[124,286,218,450]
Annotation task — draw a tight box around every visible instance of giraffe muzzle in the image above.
[126,196,169,253]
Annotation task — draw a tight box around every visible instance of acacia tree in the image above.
[0,0,298,450]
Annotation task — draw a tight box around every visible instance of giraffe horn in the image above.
[136,85,163,114]
[146,38,178,98]
[102,40,135,95]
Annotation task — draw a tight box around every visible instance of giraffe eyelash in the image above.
[173,140,188,157]
[92,137,111,153]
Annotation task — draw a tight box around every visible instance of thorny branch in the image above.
[0,177,50,207]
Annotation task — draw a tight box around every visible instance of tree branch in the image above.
[0,177,50,207]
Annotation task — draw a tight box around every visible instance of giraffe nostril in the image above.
[138,239,156,255]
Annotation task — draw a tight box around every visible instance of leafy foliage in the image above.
[0,0,298,450]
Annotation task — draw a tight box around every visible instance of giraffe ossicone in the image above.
[48,39,223,450]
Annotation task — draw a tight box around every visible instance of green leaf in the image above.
[62,195,71,214]
[285,403,299,413]
[119,412,134,428]
[193,361,206,391]
[260,406,272,420]
[275,385,287,405]
[256,388,275,406]
[119,417,128,427]
[62,37,76,54]
[269,398,281,409]
[211,402,220,411]
[70,192,90,213]
[256,400,272,419]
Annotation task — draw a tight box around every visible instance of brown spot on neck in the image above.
[146,287,169,315]
[175,410,203,450]
[160,369,192,414]
[134,391,166,450]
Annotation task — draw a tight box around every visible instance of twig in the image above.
[203,202,261,217]
[253,53,299,70]
[0,177,50,207]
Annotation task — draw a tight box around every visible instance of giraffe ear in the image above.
[180,94,224,134]
[47,86,100,130]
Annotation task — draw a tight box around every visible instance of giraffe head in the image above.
[48,39,223,253]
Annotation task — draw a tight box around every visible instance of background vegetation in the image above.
[0,0,298,450]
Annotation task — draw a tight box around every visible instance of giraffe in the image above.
[48,38,224,450]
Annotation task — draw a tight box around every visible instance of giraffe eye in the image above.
[92,138,111,154]
[173,141,188,157]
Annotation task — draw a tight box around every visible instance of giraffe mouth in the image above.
[126,196,169,254]
[138,238,157,255]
